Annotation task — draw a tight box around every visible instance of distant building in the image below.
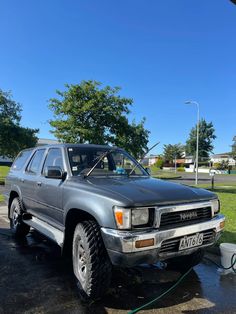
[184,155,194,164]
[37,138,59,146]
[210,153,236,166]
[142,155,161,166]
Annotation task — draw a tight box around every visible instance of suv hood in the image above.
[85,176,216,206]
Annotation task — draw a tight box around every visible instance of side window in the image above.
[42,148,64,175]
[26,150,45,174]
[12,150,32,171]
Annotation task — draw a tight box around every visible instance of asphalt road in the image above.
[168,172,236,186]
[0,206,236,314]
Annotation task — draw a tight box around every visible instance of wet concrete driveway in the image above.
[0,206,235,314]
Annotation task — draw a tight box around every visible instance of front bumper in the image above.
[101,214,225,267]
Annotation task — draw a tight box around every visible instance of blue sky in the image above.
[1,0,236,155]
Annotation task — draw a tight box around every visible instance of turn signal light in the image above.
[220,221,225,229]
[135,238,154,248]
[115,211,123,226]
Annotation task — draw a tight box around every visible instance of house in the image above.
[37,138,59,146]
[210,153,236,166]
[142,155,160,166]
[184,155,194,164]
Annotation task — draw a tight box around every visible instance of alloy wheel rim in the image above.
[12,206,20,228]
[77,241,87,283]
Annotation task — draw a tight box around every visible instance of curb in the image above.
[152,176,182,180]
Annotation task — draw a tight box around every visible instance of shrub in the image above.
[213,163,221,170]
[154,158,164,169]
[213,161,229,170]
[177,167,185,172]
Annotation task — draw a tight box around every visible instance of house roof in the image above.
[211,153,231,158]
[37,138,59,145]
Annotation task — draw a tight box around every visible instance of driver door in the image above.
[35,148,65,226]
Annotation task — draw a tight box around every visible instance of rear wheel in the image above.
[10,197,30,237]
[166,249,204,272]
[72,220,112,300]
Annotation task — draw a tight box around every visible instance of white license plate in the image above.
[179,233,204,251]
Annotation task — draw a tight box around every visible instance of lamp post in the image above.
[185,100,200,185]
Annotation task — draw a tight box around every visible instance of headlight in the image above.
[132,208,149,226]
[211,199,220,214]
[114,207,151,229]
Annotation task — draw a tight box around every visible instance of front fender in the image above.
[63,188,120,229]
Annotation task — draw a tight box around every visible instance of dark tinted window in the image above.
[42,148,64,175]
[26,149,45,174]
[12,150,32,171]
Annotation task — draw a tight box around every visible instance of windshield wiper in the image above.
[128,141,160,176]
[83,149,115,178]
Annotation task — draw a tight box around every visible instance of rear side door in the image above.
[5,149,33,206]
[35,147,65,226]
[20,149,46,211]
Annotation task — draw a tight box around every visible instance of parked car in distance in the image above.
[4,144,225,299]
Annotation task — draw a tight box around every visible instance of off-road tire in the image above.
[72,220,112,300]
[10,197,30,237]
[166,248,204,272]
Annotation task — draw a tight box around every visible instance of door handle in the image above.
[20,178,24,183]
[37,181,42,186]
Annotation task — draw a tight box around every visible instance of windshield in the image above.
[67,147,148,177]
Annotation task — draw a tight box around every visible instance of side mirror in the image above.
[145,167,151,175]
[45,166,64,179]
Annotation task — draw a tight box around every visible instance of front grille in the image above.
[160,206,212,229]
[159,229,215,254]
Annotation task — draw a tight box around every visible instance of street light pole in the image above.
[185,100,200,185]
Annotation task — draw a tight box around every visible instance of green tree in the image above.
[163,143,184,162]
[231,136,236,160]
[49,81,150,158]
[186,119,216,159]
[0,89,39,158]
[154,157,164,169]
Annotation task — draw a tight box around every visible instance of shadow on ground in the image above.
[209,187,236,194]
[0,227,236,314]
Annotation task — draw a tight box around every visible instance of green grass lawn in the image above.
[149,165,181,179]
[0,165,10,203]
[198,183,236,244]
[0,165,10,184]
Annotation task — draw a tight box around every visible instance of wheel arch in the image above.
[62,208,99,256]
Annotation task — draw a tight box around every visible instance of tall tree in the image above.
[0,89,39,158]
[163,143,184,162]
[185,119,216,159]
[231,136,236,160]
[49,81,150,158]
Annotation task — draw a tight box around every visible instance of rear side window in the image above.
[12,150,32,171]
[26,149,45,174]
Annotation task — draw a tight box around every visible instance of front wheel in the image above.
[10,197,30,237]
[72,220,112,300]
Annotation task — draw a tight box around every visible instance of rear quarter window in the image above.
[11,150,33,171]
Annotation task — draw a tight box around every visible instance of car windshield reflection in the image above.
[67,147,148,177]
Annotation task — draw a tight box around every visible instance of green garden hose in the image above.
[128,253,236,314]
[128,267,193,314]
[204,253,236,274]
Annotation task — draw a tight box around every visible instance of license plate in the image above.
[179,233,204,251]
